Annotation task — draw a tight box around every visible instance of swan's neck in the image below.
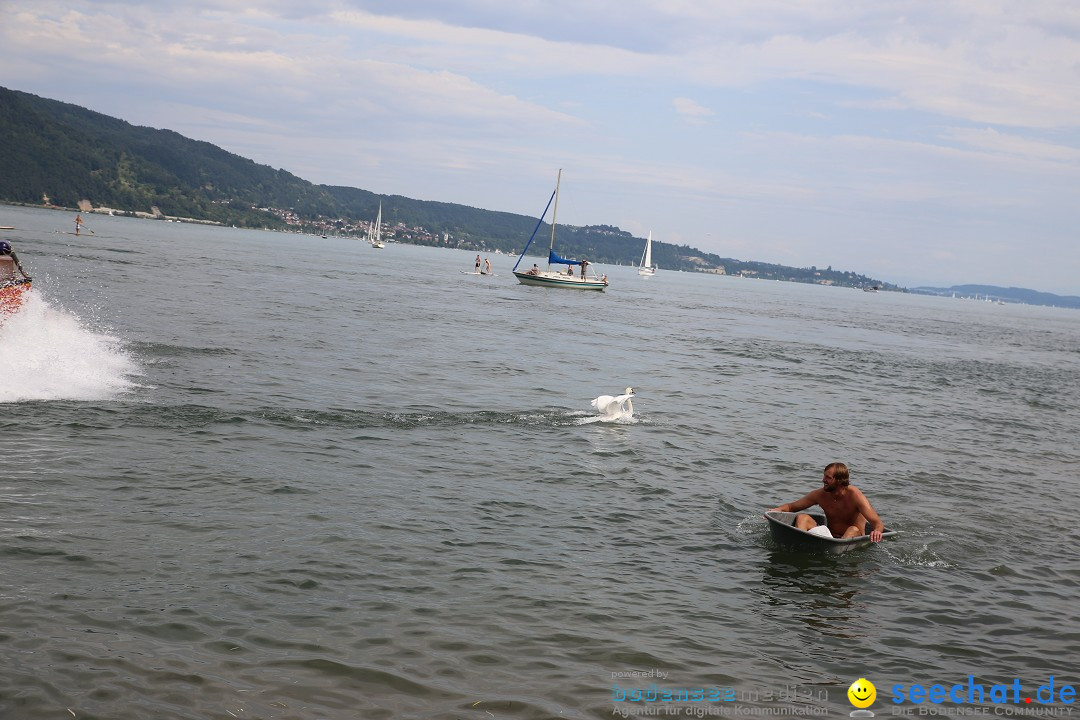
[625,398,633,416]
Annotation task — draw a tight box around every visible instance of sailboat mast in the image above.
[548,169,562,267]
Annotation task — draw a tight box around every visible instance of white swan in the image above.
[590,386,635,420]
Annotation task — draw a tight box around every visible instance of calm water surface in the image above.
[2,205,1079,719]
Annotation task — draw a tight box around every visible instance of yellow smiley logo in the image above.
[848,678,876,708]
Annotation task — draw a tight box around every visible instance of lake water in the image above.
[2,205,1079,719]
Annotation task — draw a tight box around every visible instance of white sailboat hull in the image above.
[513,270,606,290]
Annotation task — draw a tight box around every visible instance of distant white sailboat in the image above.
[368,202,385,249]
[638,231,657,276]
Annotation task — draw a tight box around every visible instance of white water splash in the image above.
[574,413,639,425]
[0,292,140,402]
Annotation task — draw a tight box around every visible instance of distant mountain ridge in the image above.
[911,284,1080,309]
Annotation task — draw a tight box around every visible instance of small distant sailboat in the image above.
[638,231,656,276]
[368,202,385,249]
[512,170,608,291]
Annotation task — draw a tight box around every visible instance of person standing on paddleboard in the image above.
[767,462,885,542]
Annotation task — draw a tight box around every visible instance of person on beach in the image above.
[767,462,884,542]
[0,241,31,285]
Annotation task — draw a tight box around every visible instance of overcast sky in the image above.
[3,1,1079,293]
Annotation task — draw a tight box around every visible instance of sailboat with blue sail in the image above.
[512,170,607,291]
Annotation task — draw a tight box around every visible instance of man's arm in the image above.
[855,489,885,542]
[10,251,29,279]
[767,490,822,514]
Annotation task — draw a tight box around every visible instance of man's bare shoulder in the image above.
[848,485,873,502]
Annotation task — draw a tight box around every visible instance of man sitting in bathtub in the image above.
[767,462,884,542]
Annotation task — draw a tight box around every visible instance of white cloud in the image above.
[672,97,713,124]
[943,127,1080,165]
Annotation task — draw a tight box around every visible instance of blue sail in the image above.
[512,186,558,272]
[549,249,582,266]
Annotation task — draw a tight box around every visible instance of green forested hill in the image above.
[0,86,343,225]
[0,85,897,288]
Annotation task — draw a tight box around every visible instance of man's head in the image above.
[0,241,10,255]
[823,462,849,492]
